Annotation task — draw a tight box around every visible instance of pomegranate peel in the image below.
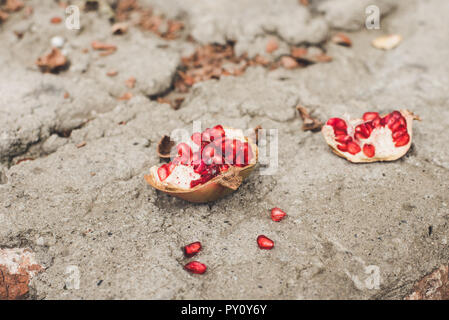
[322,109,417,163]
[145,126,258,203]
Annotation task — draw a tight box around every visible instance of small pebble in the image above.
[51,36,65,48]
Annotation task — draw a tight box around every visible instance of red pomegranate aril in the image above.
[395,133,410,147]
[392,127,407,140]
[202,129,212,142]
[363,112,380,121]
[327,118,347,130]
[337,144,348,152]
[203,144,215,159]
[157,164,170,181]
[184,261,207,274]
[271,207,287,222]
[219,164,229,172]
[257,235,274,250]
[355,123,370,139]
[335,135,352,143]
[193,160,206,173]
[184,241,202,257]
[363,144,375,158]
[347,141,361,155]
[334,129,347,136]
[191,132,202,145]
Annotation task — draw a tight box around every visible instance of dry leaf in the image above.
[290,47,308,59]
[36,48,68,73]
[157,135,175,158]
[106,70,118,77]
[63,92,70,99]
[296,105,323,132]
[280,56,299,69]
[332,33,352,47]
[118,92,132,100]
[266,38,279,54]
[125,76,136,89]
[172,97,184,110]
[372,34,402,50]
[91,41,117,51]
[5,0,24,12]
[76,141,87,148]
[111,22,128,35]
[0,10,9,23]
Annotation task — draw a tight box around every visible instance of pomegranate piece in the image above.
[271,207,287,222]
[146,125,258,203]
[322,109,417,162]
[184,261,207,274]
[257,235,274,250]
[184,241,202,257]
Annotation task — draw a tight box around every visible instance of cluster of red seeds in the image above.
[327,110,410,157]
[157,125,254,188]
[183,208,287,274]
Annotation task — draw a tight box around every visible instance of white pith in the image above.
[322,110,414,163]
[151,128,248,189]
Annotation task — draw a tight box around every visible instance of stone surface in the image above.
[0,0,448,300]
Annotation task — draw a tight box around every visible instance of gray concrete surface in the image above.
[0,0,448,299]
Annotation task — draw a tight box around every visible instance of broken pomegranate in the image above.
[322,109,418,162]
[271,207,287,222]
[184,261,207,274]
[145,125,258,203]
[184,242,202,257]
[257,235,274,250]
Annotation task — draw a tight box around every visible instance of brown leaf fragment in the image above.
[91,41,117,51]
[63,92,70,99]
[111,22,128,35]
[332,32,352,47]
[15,158,34,165]
[313,53,333,63]
[125,76,136,89]
[299,0,309,6]
[76,141,87,148]
[372,34,402,50]
[296,105,323,132]
[157,135,175,158]
[157,97,171,105]
[5,0,24,12]
[0,10,9,23]
[405,264,449,300]
[280,56,299,69]
[172,97,185,110]
[290,47,308,59]
[36,48,68,73]
[118,92,132,100]
[106,70,118,77]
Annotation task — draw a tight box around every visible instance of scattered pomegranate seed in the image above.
[184,242,202,257]
[257,235,274,250]
[184,261,207,274]
[363,144,375,158]
[50,16,62,24]
[271,207,287,222]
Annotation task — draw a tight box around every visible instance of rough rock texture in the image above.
[0,248,44,300]
[0,0,448,300]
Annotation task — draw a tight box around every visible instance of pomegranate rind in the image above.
[322,109,415,163]
[145,134,258,203]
